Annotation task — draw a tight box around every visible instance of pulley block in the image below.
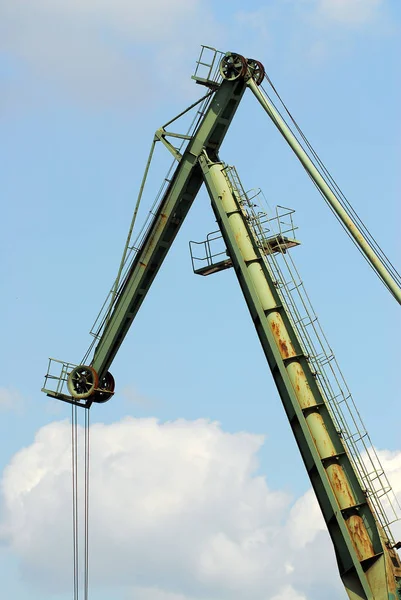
[93,371,115,403]
[67,365,99,400]
[219,52,247,81]
[246,59,265,85]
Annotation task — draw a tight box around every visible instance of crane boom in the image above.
[42,48,401,598]
[90,77,247,381]
[198,152,401,599]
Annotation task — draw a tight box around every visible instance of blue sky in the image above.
[1,1,400,599]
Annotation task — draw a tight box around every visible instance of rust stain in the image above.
[308,413,334,458]
[146,214,168,253]
[270,320,279,342]
[294,365,305,402]
[329,464,355,508]
[139,262,147,268]
[270,317,292,358]
[384,545,401,593]
[347,515,374,561]
[292,364,314,408]
[279,339,290,358]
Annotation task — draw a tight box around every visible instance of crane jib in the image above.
[41,47,401,600]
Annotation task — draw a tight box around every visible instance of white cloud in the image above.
[235,8,272,43]
[286,488,326,549]
[375,448,401,496]
[124,587,197,600]
[363,447,401,543]
[0,0,219,109]
[315,0,384,26]
[234,0,390,71]
[0,387,24,413]
[1,417,400,599]
[120,384,154,408]
[270,585,307,600]
[0,417,325,598]
[125,584,308,600]
[0,0,392,112]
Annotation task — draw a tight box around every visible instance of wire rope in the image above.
[84,408,90,600]
[260,76,401,288]
[71,404,91,600]
[71,404,79,600]
[273,85,400,282]
[81,91,214,367]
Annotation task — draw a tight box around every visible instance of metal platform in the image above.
[41,358,91,408]
[190,232,300,276]
[191,45,224,89]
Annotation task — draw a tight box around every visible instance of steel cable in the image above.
[81,91,214,366]
[277,91,401,282]
[71,405,91,600]
[260,77,401,289]
[71,404,79,600]
[84,409,90,600]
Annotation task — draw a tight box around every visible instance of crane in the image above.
[42,47,401,599]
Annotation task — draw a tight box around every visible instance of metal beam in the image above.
[247,78,401,305]
[198,152,401,600]
[91,78,248,379]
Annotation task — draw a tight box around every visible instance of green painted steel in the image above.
[198,153,401,600]
[247,78,401,305]
[41,51,401,599]
[91,77,247,380]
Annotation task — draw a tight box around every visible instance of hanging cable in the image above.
[71,404,79,600]
[84,408,90,600]
[71,404,91,600]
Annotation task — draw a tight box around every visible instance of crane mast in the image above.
[42,48,401,599]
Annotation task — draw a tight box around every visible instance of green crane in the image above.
[42,48,401,599]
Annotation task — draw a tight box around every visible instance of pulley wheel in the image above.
[67,365,99,400]
[246,59,265,85]
[93,371,115,403]
[219,53,247,81]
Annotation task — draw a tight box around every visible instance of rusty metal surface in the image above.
[204,159,387,591]
[348,515,375,562]
[268,312,296,360]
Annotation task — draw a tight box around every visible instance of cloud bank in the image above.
[4,417,399,599]
[315,0,384,26]
[0,0,218,109]
[0,0,391,111]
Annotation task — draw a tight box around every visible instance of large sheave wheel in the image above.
[219,53,247,81]
[67,365,99,399]
[93,371,115,403]
[246,59,265,85]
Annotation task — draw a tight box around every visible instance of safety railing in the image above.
[192,45,225,87]
[189,231,232,276]
[42,357,76,398]
[223,165,401,543]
